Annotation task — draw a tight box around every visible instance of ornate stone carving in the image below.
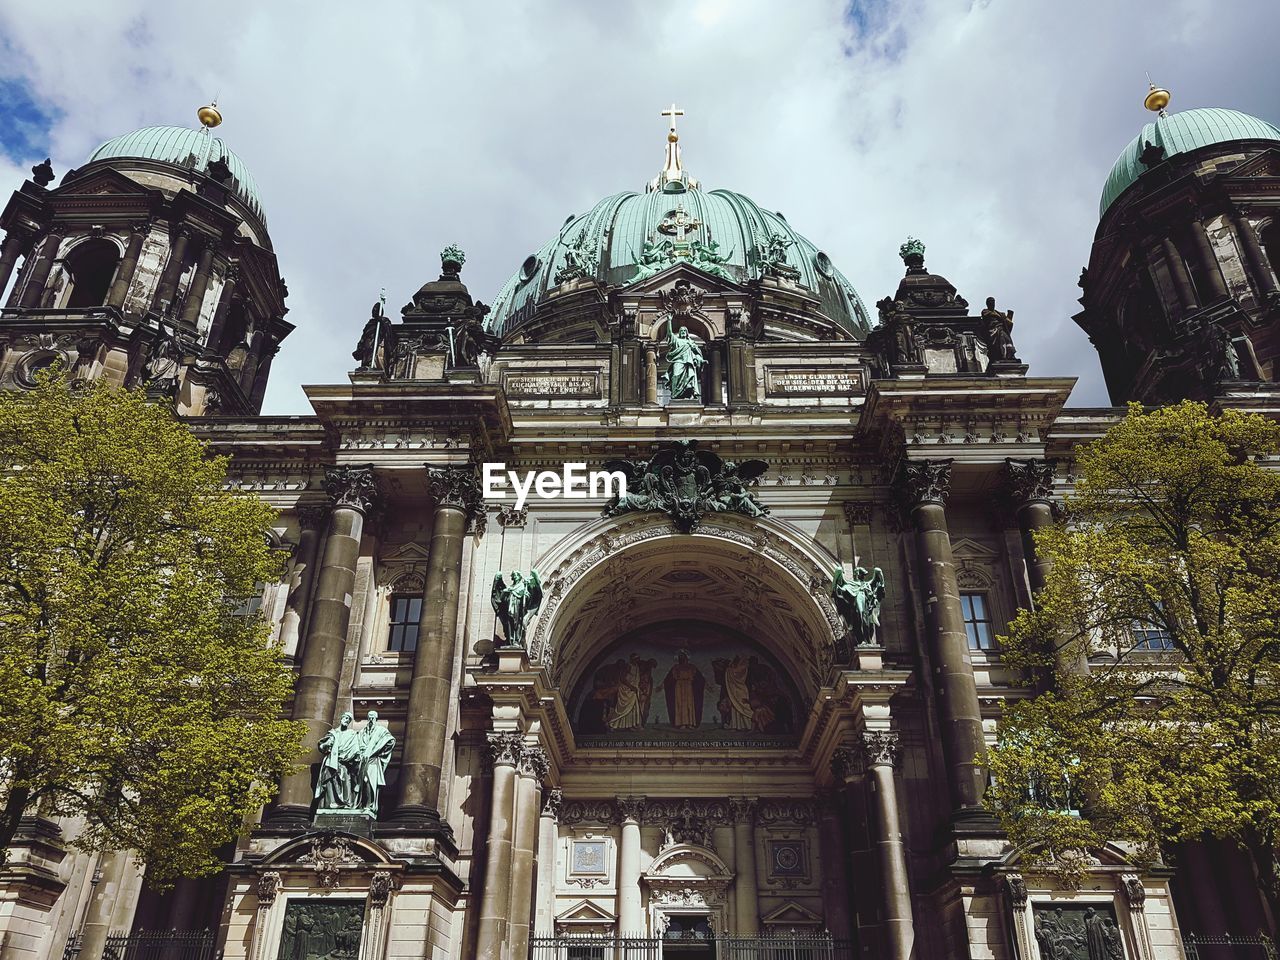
[843,501,873,527]
[897,458,952,509]
[862,730,900,767]
[427,463,482,517]
[368,869,396,907]
[1004,458,1057,506]
[297,832,362,888]
[1004,873,1028,910]
[497,504,528,528]
[517,743,549,782]
[615,795,646,823]
[981,297,1019,363]
[542,788,563,821]
[256,870,281,905]
[1120,874,1146,909]
[831,745,863,782]
[486,731,524,768]
[323,465,381,515]
[729,796,757,825]
[553,228,599,286]
[602,440,769,533]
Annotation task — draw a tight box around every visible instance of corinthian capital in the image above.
[518,743,549,782]
[427,462,482,517]
[897,458,952,509]
[615,795,646,823]
[1003,458,1057,507]
[862,730,900,768]
[486,731,524,768]
[323,464,381,515]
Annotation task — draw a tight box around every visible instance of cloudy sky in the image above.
[1,0,1277,413]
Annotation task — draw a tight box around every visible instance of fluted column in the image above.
[272,466,380,822]
[16,230,61,308]
[1004,458,1056,596]
[534,788,562,938]
[831,746,876,949]
[616,796,645,935]
[179,242,216,330]
[509,745,548,960]
[815,789,852,940]
[151,225,192,315]
[1161,237,1198,312]
[644,345,659,404]
[396,464,481,831]
[205,265,240,351]
[77,851,132,960]
[1234,213,1279,300]
[107,223,148,309]
[1187,221,1228,303]
[731,797,760,935]
[864,731,914,960]
[708,342,723,404]
[476,733,522,960]
[0,231,28,299]
[898,459,988,814]
[277,504,327,661]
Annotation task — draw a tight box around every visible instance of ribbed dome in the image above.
[87,125,265,223]
[1100,107,1280,217]
[489,184,870,338]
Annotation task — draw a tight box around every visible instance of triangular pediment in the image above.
[624,261,746,297]
[951,538,998,560]
[556,899,616,924]
[761,901,823,926]
[55,167,155,199]
[1225,147,1280,179]
[382,542,431,563]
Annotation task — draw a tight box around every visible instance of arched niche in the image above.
[64,236,122,308]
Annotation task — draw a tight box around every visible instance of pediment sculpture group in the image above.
[315,710,396,817]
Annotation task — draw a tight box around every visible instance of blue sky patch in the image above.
[0,77,60,164]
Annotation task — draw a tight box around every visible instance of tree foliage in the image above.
[988,401,1280,923]
[0,373,303,883]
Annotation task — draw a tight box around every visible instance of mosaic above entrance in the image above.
[568,620,800,743]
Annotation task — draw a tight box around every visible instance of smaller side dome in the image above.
[87,125,266,223]
[1100,107,1280,217]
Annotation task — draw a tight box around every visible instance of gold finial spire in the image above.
[1143,77,1170,116]
[649,103,698,192]
[197,100,223,129]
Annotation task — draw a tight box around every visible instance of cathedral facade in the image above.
[1,92,1279,960]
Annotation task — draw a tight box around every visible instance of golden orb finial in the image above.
[1143,81,1170,115]
[197,101,223,129]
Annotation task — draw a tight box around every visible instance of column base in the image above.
[258,804,314,834]
[378,806,459,858]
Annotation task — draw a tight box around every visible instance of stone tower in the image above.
[0,105,291,414]
[1075,87,1280,405]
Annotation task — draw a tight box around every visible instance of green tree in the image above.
[0,373,303,883]
[988,401,1280,928]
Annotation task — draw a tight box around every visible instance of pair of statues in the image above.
[315,710,395,816]
[831,566,886,647]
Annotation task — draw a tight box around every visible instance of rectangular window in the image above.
[387,594,423,653]
[1131,620,1174,651]
[961,592,995,650]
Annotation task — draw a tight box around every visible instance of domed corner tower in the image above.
[1075,84,1280,406]
[0,104,292,415]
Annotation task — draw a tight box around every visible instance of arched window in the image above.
[64,238,120,309]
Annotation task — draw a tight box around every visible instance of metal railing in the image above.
[102,931,220,960]
[1184,934,1278,960]
[530,934,855,960]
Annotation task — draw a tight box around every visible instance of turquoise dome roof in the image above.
[1100,107,1280,217]
[489,184,870,338]
[87,125,265,223]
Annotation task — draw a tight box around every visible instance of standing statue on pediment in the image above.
[831,566,886,647]
[982,296,1018,363]
[1205,321,1241,382]
[353,300,395,372]
[662,317,706,401]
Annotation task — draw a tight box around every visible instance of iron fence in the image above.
[530,934,855,960]
[102,931,220,960]
[1184,934,1278,960]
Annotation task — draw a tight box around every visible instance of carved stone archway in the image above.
[642,844,734,937]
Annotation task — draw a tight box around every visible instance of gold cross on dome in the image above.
[661,102,685,133]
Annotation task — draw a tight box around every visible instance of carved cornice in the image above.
[323,464,381,516]
[615,795,646,823]
[862,730,899,768]
[896,458,952,509]
[486,731,524,768]
[427,463,482,517]
[1004,458,1057,507]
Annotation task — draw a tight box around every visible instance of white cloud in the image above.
[1,0,1277,412]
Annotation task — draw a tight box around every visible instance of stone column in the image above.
[277,504,327,660]
[1161,237,1198,311]
[179,242,216,330]
[730,797,760,935]
[832,747,877,951]
[815,790,852,940]
[16,231,60,308]
[644,345,658,404]
[863,731,914,960]
[107,223,147,309]
[476,732,522,960]
[1003,458,1056,596]
[708,342,723,405]
[396,464,481,832]
[534,789,562,938]
[616,796,645,935]
[272,465,380,823]
[1233,213,1279,300]
[898,459,988,814]
[78,850,131,960]
[1187,221,1228,302]
[0,231,28,299]
[204,265,240,351]
[509,746,548,960]
[151,225,193,315]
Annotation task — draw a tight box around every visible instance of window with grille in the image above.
[961,592,995,650]
[387,594,423,653]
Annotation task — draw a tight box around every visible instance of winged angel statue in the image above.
[831,566,886,647]
[491,569,543,649]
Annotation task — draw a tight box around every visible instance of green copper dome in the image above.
[489,184,871,338]
[87,125,265,223]
[1100,107,1280,217]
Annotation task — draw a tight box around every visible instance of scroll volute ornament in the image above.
[323,465,381,515]
[862,730,900,767]
[897,458,952,509]
[427,462,482,517]
[486,731,524,768]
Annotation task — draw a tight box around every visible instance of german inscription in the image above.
[764,366,864,398]
[502,370,602,399]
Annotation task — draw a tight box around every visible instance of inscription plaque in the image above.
[502,370,602,399]
[764,366,864,398]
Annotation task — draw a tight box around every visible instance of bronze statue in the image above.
[831,566,886,647]
[491,569,543,649]
[353,300,394,371]
[982,296,1018,363]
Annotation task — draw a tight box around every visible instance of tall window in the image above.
[387,594,423,653]
[961,592,995,651]
[1131,620,1174,651]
